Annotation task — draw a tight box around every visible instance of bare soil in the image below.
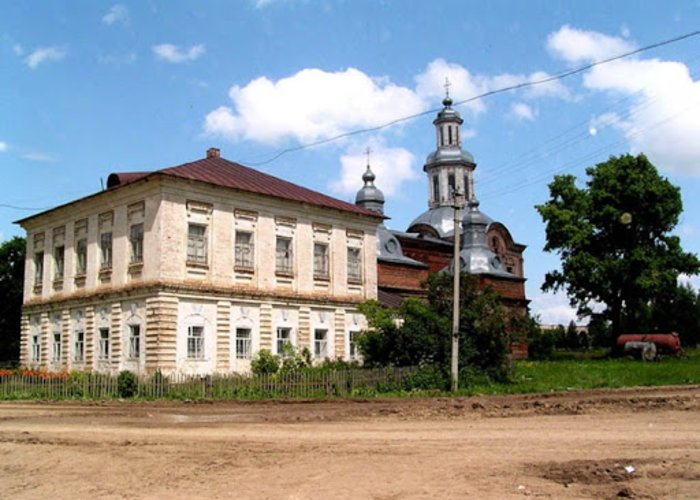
[1,385,699,499]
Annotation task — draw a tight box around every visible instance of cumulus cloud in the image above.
[547,25,635,64]
[0,141,7,152]
[204,59,570,146]
[330,138,418,197]
[510,102,537,121]
[152,43,205,63]
[204,67,424,144]
[547,25,700,177]
[102,4,129,25]
[530,290,582,326]
[25,46,67,69]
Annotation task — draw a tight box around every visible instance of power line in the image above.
[244,28,700,167]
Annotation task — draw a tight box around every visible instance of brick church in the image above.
[355,95,529,355]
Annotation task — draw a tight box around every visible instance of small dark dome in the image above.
[362,166,376,183]
[442,96,453,107]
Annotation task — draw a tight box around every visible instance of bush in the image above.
[251,349,280,375]
[528,329,556,360]
[117,370,137,398]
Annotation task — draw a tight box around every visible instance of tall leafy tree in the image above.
[536,154,699,338]
[0,236,25,364]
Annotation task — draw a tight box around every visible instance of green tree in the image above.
[536,154,700,339]
[0,236,25,364]
[357,272,512,383]
[647,283,700,347]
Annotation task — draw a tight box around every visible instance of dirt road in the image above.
[1,385,699,499]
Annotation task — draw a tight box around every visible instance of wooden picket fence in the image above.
[0,366,421,400]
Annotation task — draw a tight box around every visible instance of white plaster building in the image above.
[17,148,381,375]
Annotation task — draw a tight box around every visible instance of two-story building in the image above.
[17,148,382,375]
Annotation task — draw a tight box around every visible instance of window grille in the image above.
[275,237,293,274]
[128,324,141,359]
[52,333,61,362]
[73,330,84,362]
[76,239,87,275]
[100,233,113,269]
[313,243,329,279]
[130,224,144,263]
[54,246,65,278]
[187,325,205,360]
[34,252,44,285]
[347,247,362,283]
[235,328,252,359]
[31,335,41,362]
[234,231,254,269]
[314,329,328,359]
[187,224,208,264]
[98,328,110,360]
[276,327,291,355]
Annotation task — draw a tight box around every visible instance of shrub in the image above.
[251,349,280,375]
[117,370,137,398]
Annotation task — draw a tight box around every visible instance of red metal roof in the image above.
[110,156,383,219]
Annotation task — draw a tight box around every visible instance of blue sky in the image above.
[2,0,700,324]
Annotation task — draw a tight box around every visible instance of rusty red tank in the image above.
[616,332,682,360]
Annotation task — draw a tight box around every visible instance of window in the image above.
[128,324,141,359]
[52,332,61,362]
[276,327,292,355]
[448,174,456,197]
[34,252,44,286]
[314,329,328,359]
[313,242,329,279]
[73,330,84,362]
[234,231,254,269]
[98,328,110,360]
[348,331,358,360]
[464,174,469,198]
[187,325,205,360]
[275,237,293,274]
[100,233,113,269]
[448,125,453,144]
[130,224,144,263]
[54,246,65,279]
[31,334,41,363]
[76,238,87,275]
[187,224,207,264]
[235,328,252,359]
[432,175,440,202]
[347,247,362,283]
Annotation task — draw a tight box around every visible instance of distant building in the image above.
[17,148,382,374]
[355,96,529,357]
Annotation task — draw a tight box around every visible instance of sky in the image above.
[2,0,700,325]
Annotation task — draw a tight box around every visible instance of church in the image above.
[17,96,528,374]
[355,95,529,356]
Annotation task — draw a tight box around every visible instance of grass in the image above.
[463,347,700,396]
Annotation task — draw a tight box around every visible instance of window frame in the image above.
[128,324,141,360]
[52,332,61,362]
[313,329,328,359]
[275,236,293,276]
[73,330,85,363]
[34,251,44,286]
[186,223,208,265]
[234,230,255,270]
[235,328,252,360]
[187,325,205,360]
[98,327,110,361]
[276,327,292,356]
[313,242,330,279]
[54,245,65,279]
[347,247,362,284]
[129,223,144,264]
[75,238,87,275]
[31,334,41,363]
[100,232,113,269]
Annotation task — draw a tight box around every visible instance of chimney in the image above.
[206,147,221,159]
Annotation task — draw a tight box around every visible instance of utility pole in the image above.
[451,189,464,392]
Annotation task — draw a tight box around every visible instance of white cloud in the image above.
[102,4,129,25]
[22,152,57,162]
[548,25,700,177]
[0,141,7,152]
[330,138,418,197]
[152,43,205,63]
[97,52,137,66]
[25,46,67,69]
[205,67,424,144]
[678,273,699,290]
[510,102,537,121]
[547,24,635,64]
[12,44,23,56]
[204,59,570,146]
[530,290,582,326]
